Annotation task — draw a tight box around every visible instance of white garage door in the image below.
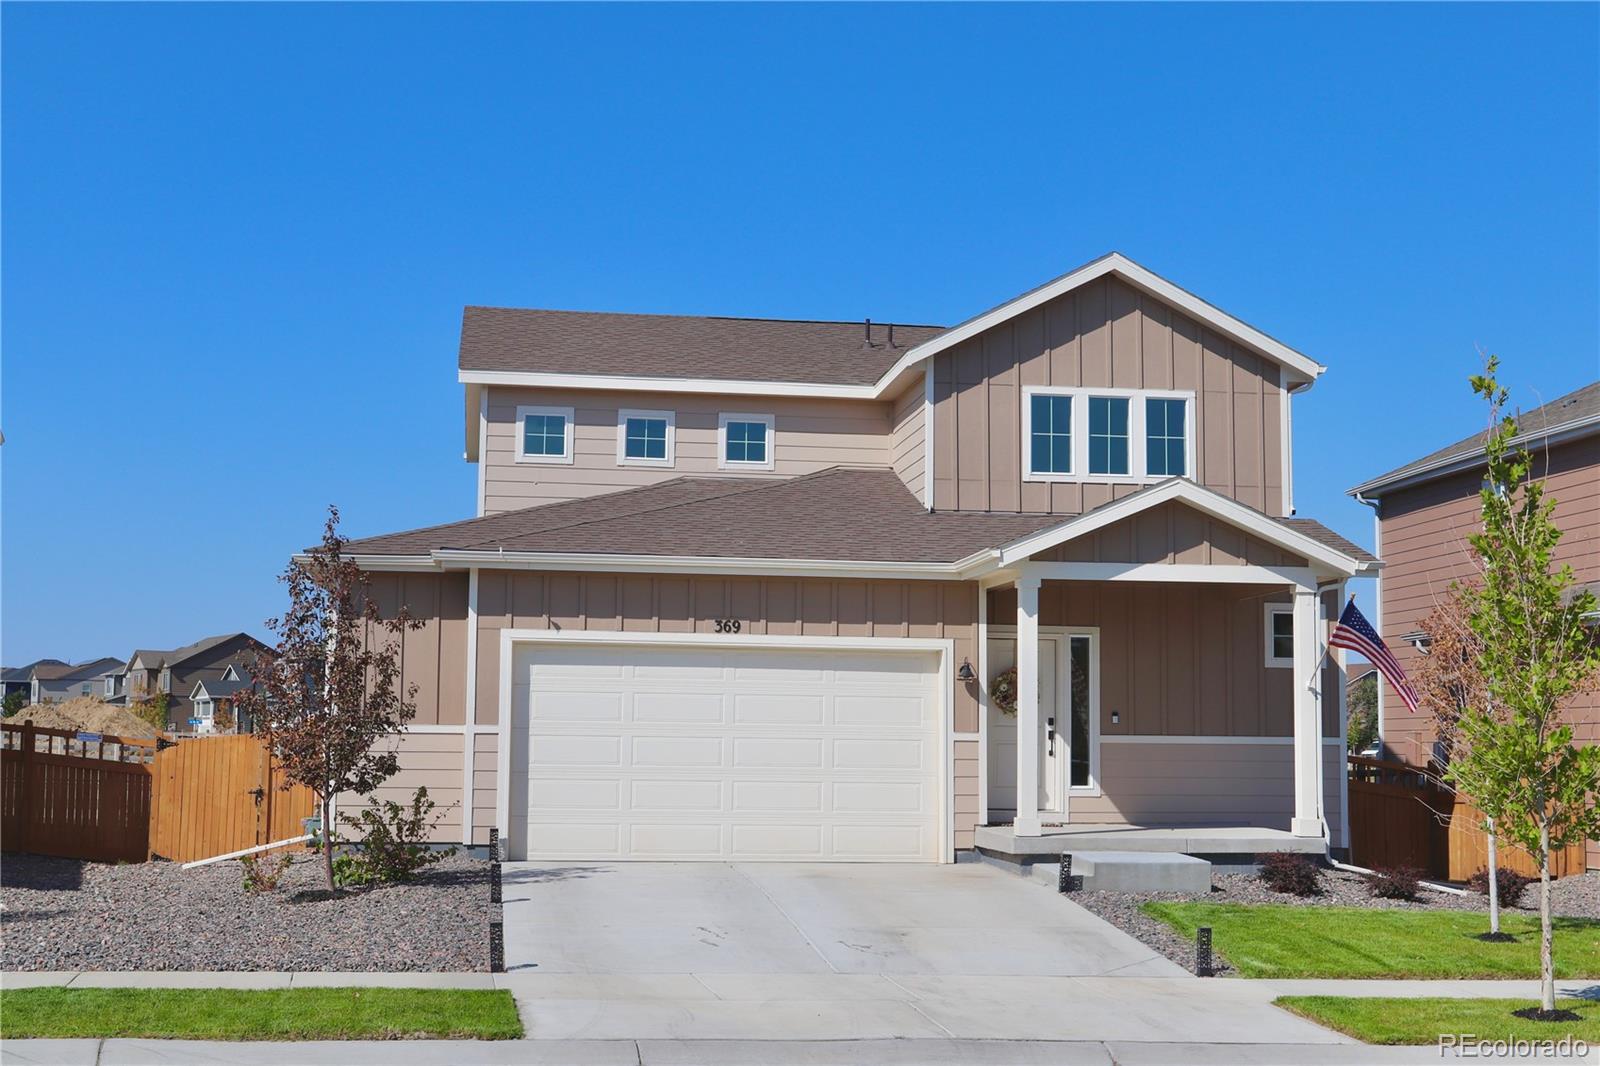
[509,642,943,862]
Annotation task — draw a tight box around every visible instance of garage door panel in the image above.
[634,692,725,723]
[630,778,724,811]
[732,780,825,812]
[516,643,941,862]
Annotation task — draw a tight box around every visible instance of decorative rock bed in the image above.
[1071,867,1600,976]
[1,851,495,972]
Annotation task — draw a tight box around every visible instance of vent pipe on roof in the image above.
[888,323,896,348]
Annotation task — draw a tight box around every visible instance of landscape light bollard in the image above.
[1057,853,1080,893]
[490,920,505,974]
[1196,926,1213,977]
[489,827,500,862]
[491,859,502,904]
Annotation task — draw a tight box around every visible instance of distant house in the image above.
[24,658,125,704]
[2,659,66,704]
[189,664,259,734]
[109,633,273,732]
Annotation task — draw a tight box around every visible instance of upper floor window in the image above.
[719,413,775,470]
[617,409,674,467]
[516,405,575,465]
[1022,388,1194,484]
[1088,396,1130,475]
[1145,397,1187,477]
[1029,394,1073,475]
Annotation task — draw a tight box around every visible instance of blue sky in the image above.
[4,3,1596,665]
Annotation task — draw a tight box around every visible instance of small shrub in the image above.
[241,851,293,894]
[1467,866,1532,908]
[2,691,26,717]
[335,786,457,886]
[1258,851,1322,896]
[1365,865,1422,900]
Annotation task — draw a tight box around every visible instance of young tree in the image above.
[1414,583,1510,935]
[1445,358,1600,1016]
[235,506,422,891]
[1346,673,1378,753]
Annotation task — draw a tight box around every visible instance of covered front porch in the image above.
[966,481,1370,858]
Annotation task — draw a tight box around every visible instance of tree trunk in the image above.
[1539,819,1555,1012]
[1486,820,1500,935]
[321,793,336,891]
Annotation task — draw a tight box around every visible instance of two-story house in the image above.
[339,253,1377,862]
[109,633,273,731]
[1349,380,1598,870]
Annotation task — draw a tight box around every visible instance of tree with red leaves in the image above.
[236,506,422,891]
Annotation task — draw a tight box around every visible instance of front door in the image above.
[986,635,1063,818]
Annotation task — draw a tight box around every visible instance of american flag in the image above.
[1329,599,1420,713]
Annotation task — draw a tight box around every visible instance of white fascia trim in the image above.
[878,253,1325,390]
[496,628,957,863]
[992,477,1361,576]
[461,368,879,400]
[1034,561,1317,587]
[1348,415,1600,498]
[458,255,1324,405]
[922,362,934,509]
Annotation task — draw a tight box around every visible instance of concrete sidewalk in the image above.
[3,1037,1594,1065]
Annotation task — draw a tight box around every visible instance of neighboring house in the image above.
[1,659,66,705]
[334,252,1378,862]
[111,633,273,731]
[1348,379,1598,869]
[27,657,125,703]
[189,664,259,734]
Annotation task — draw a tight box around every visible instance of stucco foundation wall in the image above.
[476,571,986,850]
[1069,742,1343,838]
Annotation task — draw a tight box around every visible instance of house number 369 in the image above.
[713,619,742,633]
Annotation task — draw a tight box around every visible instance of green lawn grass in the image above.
[1143,902,1600,979]
[0,987,523,1040]
[1277,996,1600,1045]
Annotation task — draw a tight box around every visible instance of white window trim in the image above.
[616,408,676,468]
[1264,602,1295,669]
[717,412,776,471]
[514,404,576,465]
[1021,387,1195,485]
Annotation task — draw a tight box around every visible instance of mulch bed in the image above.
[1073,867,1600,977]
[1,851,496,972]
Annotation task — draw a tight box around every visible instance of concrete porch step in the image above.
[973,849,1212,894]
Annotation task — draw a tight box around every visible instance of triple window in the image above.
[1023,388,1194,483]
[516,405,775,469]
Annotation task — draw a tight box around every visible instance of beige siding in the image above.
[1069,742,1343,837]
[482,387,893,514]
[1033,500,1308,567]
[364,572,470,726]
[989,582,1339,739]
[931,275,1286,515]
[472,732,497,848]
[1375,434,1599,868]
[890,378,927,505]
[475,571,985,849]
[341,732,466,844]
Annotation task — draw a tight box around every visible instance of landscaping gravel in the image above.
[1,851,496,972]
[1072,867,1600,977]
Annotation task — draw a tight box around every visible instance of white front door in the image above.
[510,641,943,862]
[986,635,1063,818]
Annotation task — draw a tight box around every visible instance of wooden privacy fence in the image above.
[1,722,315,865]
[1348,755,1588,880]
[148,733,315,863]
[1,722,157,863]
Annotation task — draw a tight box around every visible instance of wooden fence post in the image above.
[16,719,35,856]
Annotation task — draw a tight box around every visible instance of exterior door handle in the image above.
[1046,716,1055,756]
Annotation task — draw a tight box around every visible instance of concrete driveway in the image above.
[498,861,1348,1044]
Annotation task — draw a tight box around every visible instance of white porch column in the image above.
[1291,584,1323,837]
[1015,570,1043,837]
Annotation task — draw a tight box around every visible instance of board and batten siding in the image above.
[474,571,987,848]
[363,571,471,727]
[1032,500,1309,567]
[1374,434,1598,868]
[931,274,1287,515]
[890,379,927,504]
[482,387,893,514]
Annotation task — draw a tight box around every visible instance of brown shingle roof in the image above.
[346,469,1373,568]
[1351,380,1600,496]
[459,308,947,386]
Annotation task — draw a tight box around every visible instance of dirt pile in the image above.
[11,697,159,738]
